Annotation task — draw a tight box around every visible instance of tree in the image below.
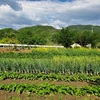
[57,28,75,47]
[76,31,91,46]
[91,32,100,47]
[76,31,100,47]
[17,31,33,44]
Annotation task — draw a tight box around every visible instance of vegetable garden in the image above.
[0,48,100,100]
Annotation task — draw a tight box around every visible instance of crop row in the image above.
[0,56,100,74]
[0,72,100,83]
[0,48,100,58]
[0,83,100,96]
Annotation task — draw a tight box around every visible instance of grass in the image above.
[0,48,100,58]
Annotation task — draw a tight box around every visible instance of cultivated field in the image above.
[0,47,100,100]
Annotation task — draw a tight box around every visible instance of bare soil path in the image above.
[0,79,89,87]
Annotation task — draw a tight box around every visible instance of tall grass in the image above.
[0,56,100,75]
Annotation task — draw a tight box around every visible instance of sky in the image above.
[0,0,100,29]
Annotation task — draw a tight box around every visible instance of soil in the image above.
[0,79,89,87]
[0,90,27,100]
[0,90,100,100]
[0,48,32,53]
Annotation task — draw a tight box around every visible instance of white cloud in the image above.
[0,0,100,29]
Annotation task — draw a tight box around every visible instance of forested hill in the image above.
[0,25,60,45]
[18,25,60,45]
[19,25,59,33]
[0,28,17,36]
[67,25,100,32]
[0,25,100,47]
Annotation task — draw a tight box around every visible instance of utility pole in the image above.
[91,26,94,33]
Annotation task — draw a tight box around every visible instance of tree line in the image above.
[56,28,100,48]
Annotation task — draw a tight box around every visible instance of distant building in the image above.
[70,43,81,48]
[85,44,91,48]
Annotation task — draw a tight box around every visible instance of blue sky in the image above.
[0,0,100,29]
